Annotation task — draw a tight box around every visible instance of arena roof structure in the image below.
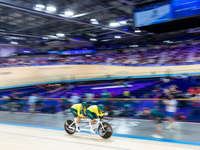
[0,0,199,49]
[0,0,156,46]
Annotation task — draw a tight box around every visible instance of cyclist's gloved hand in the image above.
[104,112,108,116]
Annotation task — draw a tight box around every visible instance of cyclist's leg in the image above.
[70,108,80,132]
[71,108,78,118]
[91,113,98,125]
[76,116,81,124]
[86,109,95,121]
[86,110,96,133]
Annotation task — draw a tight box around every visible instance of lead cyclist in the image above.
[86,104,107,134]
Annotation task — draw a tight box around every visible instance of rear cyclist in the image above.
[71,102,88,132]
[86,104,107,134]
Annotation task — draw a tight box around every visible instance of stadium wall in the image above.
[0,64,200,89]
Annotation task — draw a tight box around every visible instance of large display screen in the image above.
[134,0,200,27]
[134,1,172,27]
[172,0,200,18]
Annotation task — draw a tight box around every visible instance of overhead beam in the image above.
[97,31,116,35]
[118,0,133,5]
[67,27,99,34]
[12,20,61,32]
[72,4,124,18]
[0,2,140,37]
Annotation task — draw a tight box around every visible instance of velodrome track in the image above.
[0,111,200,150]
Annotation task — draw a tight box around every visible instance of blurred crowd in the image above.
[1,42,200,66]
[1,76,200,120]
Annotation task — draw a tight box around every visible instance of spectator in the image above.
[70,93,80,104]
[100,90,111,99]
[155,84,161,90]
[85,90,94,102]
[110,92,115,98]
[154,97,165,111]
[187,87,196,97]
[169,85,178,93]
[8,91,19,112]
[169,85,181,97]
[162,88,171,98]
[195,86,200,99]
[123,81,129,88]
[163,95,178,130]
[60,96,68,114]
[35,94,43,110]
[28,94,38,113]
[123,88,131,98]
[100,90,111,110]
[94,93,100,98]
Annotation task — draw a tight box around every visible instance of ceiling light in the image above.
[129,45,138,47]
[119,21,126,24]
[114,36,121,38]
[163,40,173,43]
[90,38,97,41]
[56,33,65,37]
[90,19,96,21]
[91,20,99,24]
[109,22,120,27]
[49,35,58,38]
[65,11,74,16]
[46,6,56,12]
[23,50,30,53]
[135,29,141,33]
[10,41,18,45]
[35,4,45,9]
[42,37,48,39]
[101,39,109,41]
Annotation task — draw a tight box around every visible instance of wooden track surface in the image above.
[0,124,199,150]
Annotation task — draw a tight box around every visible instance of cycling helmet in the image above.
[97,104,105,112]
[81,102,88,108]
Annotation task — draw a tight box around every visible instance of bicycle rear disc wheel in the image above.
[64,119,76,135]
[98,122,113,139]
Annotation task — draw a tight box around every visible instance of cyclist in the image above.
[71,102,88,132]
[86,104,107,134]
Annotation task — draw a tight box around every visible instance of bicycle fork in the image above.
[99,122,105,131]
[69,118,77,130]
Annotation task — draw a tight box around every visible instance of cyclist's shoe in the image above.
[90,128,95,134]
[76,127,81,133]
[90,126,95,134]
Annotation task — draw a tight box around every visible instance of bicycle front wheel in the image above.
[98,122,113,139]
[64,119,76,135]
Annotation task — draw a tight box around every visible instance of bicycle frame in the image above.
[69,117,106,131]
